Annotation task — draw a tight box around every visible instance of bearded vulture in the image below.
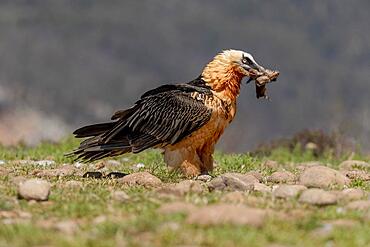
[69,49,279,177]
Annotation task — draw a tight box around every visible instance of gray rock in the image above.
[298,188,338,206]
[267,171,296,183]
[245,171,263,182]
[339,160,370,171]
[207,177,226,191]
[186,204,266,227]
[346,200,370,211]
[299,166,350,189]
[173,180,204,194]
[19,160,55,167]
[340,188,365,201]
[157,180,204,196]
[33,164,77,178]
[18,179,51,201]
[273,185,307,198]
[208,173,257,191]
[118,172,162,187]
[253,183,271,194]
[111,190,130,203]
[262,160,280,170]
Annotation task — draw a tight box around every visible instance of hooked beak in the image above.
[246,65,266,84]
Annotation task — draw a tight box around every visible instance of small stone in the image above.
[20,160,55,167]
[131,163,145,172]
[267,171,296,183]
[0,160,5,165]
[298,188,337,206]
[346,200,370,211]
[273,185,307,198]
[111,190,130,203]
[54,220,79,235]
[339,160,370,171]
[299,166,350,189]
[195,174,212,182]
[262,160,279,170]
[64,180,83,189]
[18,179,51,201]
[245,171,263,182]
[253,183,271,194]
[118,172,162,187]
[74,162,84,168]
[157,202,196,215]
[186,204,266,227]
[340,188,365,201]
[207,177,226,191]
[341,170,370,181]
[173,180,204,194]
[33,165,76,178]
[208,173,257,192]
[157,180,204,196]
[296,161,323,173]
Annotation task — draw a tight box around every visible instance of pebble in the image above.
[340,188,365,201]
[299,166,350,189]
[267,171,296,183]
[19,160,55,167]
[253,183,271,194]
[33,165,77,178]
[111,190,130,203]
[18,179,51,201]
[273,185,307,198]
[208,173,257,192]
[0,160,5,165]
[118,172,162,187]
[298,188,337,206]
[339,160,369,170]
[131,163,145,172]
[262,160,280,170]
[346,200,370,211]
[186,204,266,227]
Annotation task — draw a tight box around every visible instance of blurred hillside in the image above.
[0,0,369,152]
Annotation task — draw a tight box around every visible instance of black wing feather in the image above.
[68,81,212,162]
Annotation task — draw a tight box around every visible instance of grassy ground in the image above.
[0,138,369,247]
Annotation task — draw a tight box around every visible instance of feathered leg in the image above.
[164,147,202,177]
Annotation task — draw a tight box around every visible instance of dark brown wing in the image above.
[69,83,212,161]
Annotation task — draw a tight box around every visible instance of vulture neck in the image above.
[201,57,243,103]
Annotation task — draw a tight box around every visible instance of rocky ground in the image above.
[0,139,369,247]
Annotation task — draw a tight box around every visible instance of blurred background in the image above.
[0,0,369,152]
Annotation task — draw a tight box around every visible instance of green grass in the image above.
[0,138,369,247]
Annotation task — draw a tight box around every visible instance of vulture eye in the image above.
[242,57,252,65]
